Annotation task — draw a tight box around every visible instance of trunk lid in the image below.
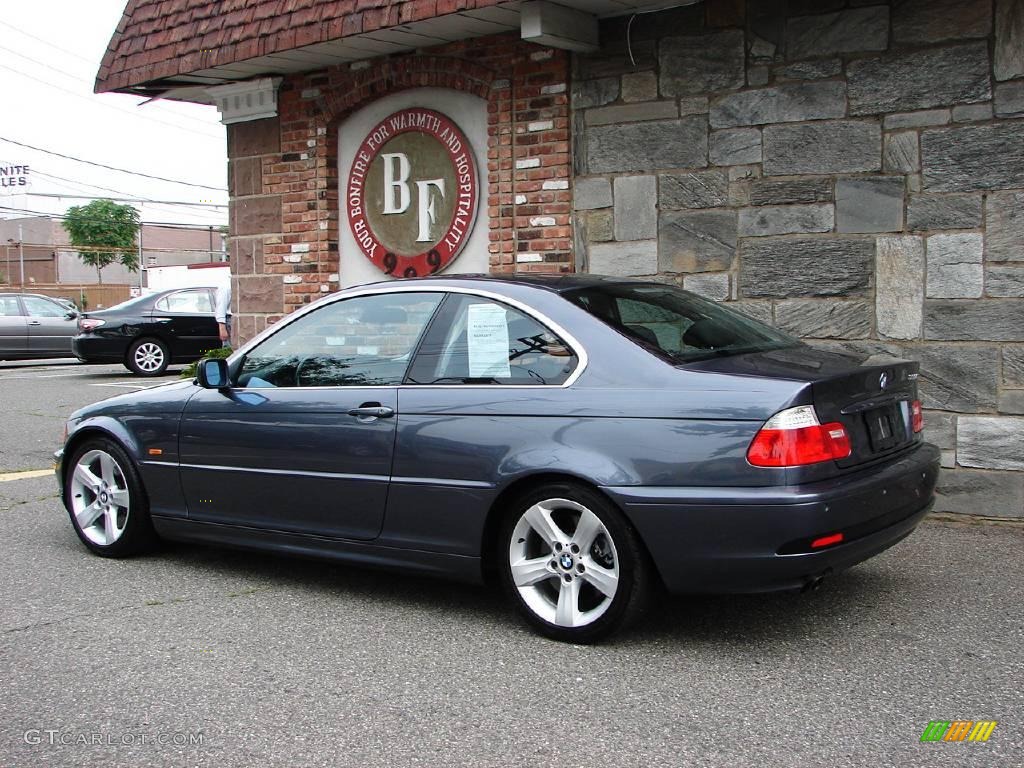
[682,345,922,468]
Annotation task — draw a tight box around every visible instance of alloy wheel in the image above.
[508,497,620,628]
[133,342,165,374]
[69,449,131,546]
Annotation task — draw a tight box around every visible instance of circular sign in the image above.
[346,108,478,278]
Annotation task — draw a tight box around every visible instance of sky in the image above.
[0,0,229,231]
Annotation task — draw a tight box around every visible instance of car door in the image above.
[149,288,219,359]
[21,295,77,357]
[0,295,27,358]
[177,290,445,540]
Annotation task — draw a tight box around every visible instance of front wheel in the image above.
[500,483,651,643]
[64,437,158,557]
[126,337,169,376]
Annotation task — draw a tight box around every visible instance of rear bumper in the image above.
[604,443,940,594]
[72,335,128,363]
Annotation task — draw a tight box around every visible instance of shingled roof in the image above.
[95,0,508,95]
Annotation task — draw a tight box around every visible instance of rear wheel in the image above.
[500,482,651,643]
[65,437,158,557]
[126,337,169,376]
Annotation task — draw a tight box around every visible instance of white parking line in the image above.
[0,469,54,483]
[89,382,169,389]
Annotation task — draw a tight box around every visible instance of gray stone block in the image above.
[911,343,1000,411]
[785,6,889,60]
[710,128,762,166]
[775,59,842,81]
[907,194,983,231]
[925,299,1024,340]
[621,71,657,103]
[774,300,872,339]
[573,77,619,109]
[999,389,1024,414]
[574,177,612,210]
[985,191,1024,261]
[922,122,1024,191]
[659,171,729,209]
[576,41,655,80]
[836,177,905,234]
[876,235,924,340]
[659,210,737,273]
[995,80,1024,117]
[923,410,957,450]
[747,66,770,87]
[585,101,678,126]
[587,118,708,175]
[926,233,984,298]
[613,176,657,241]
[738,204,834,237]
[1004,344,1024,386]
[747,179,834,206]
[763,121,881,175]
[952,103,995,122]
[588,240,658,277]
[585,210,613,242]
[957,416,1024,470]
[739,237,874,298]
[848,43,992,115]
[995,0,1024,81]
[659,30,746,97]
[883,110,952,129]
[986,265,1024,297]
[683,272,731,301]
[729,301,774,325]
[883,132,920,173]
[710,81,846,128]
[934,468,1024,517]
[679,96,710,116]
[892,0,993,44]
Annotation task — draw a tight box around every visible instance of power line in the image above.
[0,19,95,64]
[0,62,224,140]
[0,204,228,231]
[0,137,228,191]
[29,192,227,209]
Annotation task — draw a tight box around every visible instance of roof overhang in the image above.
[109,1,699,109]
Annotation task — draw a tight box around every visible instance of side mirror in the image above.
[196,357,230,389]
[64,310,78,320]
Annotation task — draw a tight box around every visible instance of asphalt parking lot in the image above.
[1,359,1022,767]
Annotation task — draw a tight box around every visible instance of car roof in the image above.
[350,273,658,294]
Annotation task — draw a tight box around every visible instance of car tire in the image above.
[500,482,651,643]
[126,337,169,376]
[64,437,159,558]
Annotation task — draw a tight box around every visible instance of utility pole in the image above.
[18,223,24,290]
[138,224,144,292]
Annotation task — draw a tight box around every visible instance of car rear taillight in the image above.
[78,318,105,332]
[747,405,852,467]
[911,400,923,433]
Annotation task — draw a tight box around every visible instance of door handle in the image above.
[347,404,395,419]
[28,320,41,325]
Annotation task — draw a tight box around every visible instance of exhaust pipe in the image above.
[801,568,833,593]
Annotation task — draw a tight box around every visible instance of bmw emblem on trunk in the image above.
[879,372,888,390]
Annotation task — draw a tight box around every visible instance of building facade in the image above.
[96,0,1024,517]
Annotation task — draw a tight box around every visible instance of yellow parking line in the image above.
[0,469,54,483]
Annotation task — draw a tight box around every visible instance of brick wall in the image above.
[227,33,572,345]
[572,0,1024,517]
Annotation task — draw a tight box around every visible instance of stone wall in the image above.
[573,0,1024,517]
[227,34,572,344]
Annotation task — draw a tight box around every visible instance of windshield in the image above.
[563,282,800,363]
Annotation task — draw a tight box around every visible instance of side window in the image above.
[156,289,213,313]
[236,292,443,388]
[407,295,578,386]
[0,297,24,316]
[21,296,66,318]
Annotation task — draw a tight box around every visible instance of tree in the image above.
[62,200,140,284]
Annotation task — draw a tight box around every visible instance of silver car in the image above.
[0,292,79,361]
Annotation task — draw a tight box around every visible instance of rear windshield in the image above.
[562,282,800,363]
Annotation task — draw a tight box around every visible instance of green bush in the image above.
[180,347,233,379]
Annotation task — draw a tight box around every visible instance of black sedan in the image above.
[55,275,939,642]
[73,287,221,376]
[0,292,79,360]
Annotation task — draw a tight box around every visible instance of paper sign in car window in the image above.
[467,303,511,378]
